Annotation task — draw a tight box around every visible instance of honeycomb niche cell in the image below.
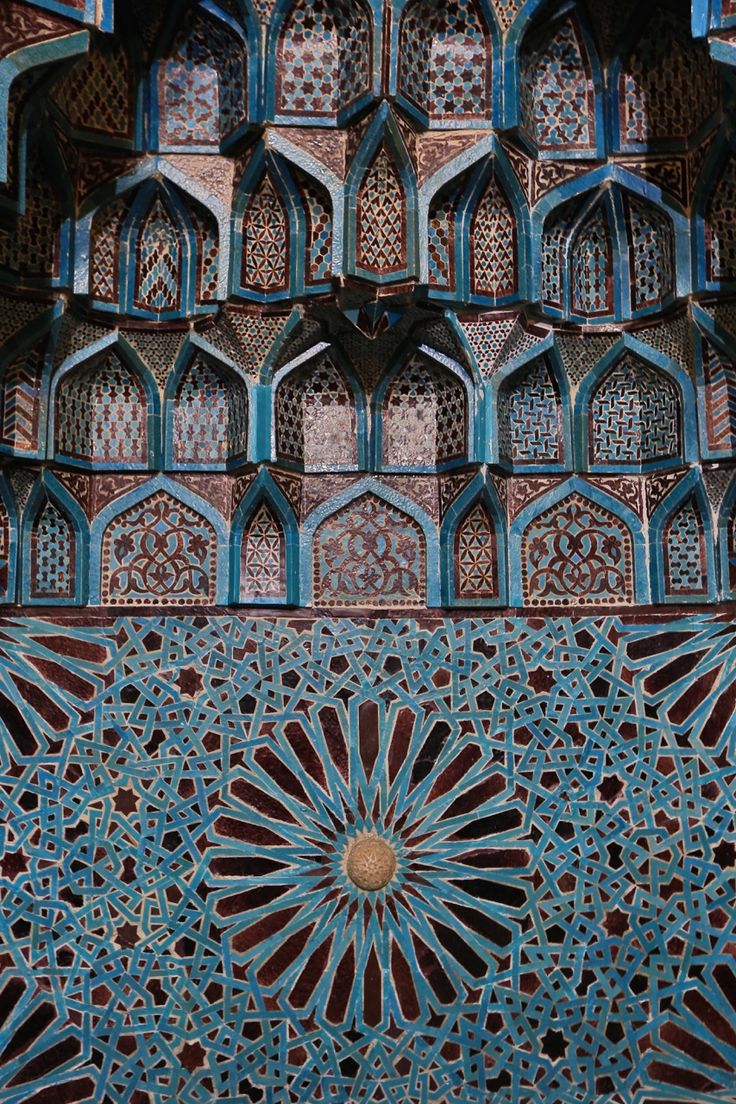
[1,3,736,1104]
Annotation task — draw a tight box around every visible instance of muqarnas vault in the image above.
[3,5,736,1104]
[2,0,736,611]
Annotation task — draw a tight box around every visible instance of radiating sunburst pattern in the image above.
[208,698,529,1026]
[1,614,735,1104]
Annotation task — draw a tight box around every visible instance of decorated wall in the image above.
[1,612,736,1104]
[0,0,736,612]
[0,1,735,1102]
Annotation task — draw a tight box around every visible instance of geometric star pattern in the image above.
[0,614,735,1104]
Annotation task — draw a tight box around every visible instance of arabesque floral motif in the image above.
[101,490,216,604]
[523,492,634,605]
[313,493,425,607]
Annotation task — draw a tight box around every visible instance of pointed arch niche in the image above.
[53,344,157,470]
[167,350,250,470]
[440,476,507,607]
[86,178,221,319]
[346,109,418,284]
[274,352,362,472]
[22,479,86,606]
[495,353,569,472]
[233,149,334,300]
[650,473,716,603]
[152,5,250,150]
[397,0,494,127]
[377,354,469,471]
[271,0,373,124]
[517,5,602,159]
[538,183,677,323]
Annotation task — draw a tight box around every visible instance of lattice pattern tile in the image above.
[157,11,247,144]
[30,498,75,598]
[454,501,497,597]
[55,351,148,466]
[239,503,285,600]
[383,358,466,467]
[276,0,371,117]
[356,146,406,276]
[498,356,562,466]
[520,16,595,153]
[399,0,491,121]
[664,497,708,596]
[173,355,248,466]
[241,173,289,292]
[276,356,357,469]
[589,354,680,467]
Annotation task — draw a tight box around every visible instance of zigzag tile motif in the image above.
[1,349,41,453]
[702,337,736,452]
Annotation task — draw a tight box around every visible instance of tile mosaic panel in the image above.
[276,357,357,471]
[190,203,220,303]
[275,0,371,118]
[239,502,286,601]
[663,497,708,596]
[240,173,290,293]
[702,337,736,453]
[470,173,516,299]
[519,15,596,154]
[55,351,148,467]
[29,497,75,599]
[90,195,128,305]
[299,174,333,284]
[0,613,733,1102]
[497,356,562,467]
[312,493,426,606]
[135,194,182,313]
[571,201,613,318]
[0,347,42,454]
[52,39,133,140]
[521,492,634,606]
[173,355,248,466]
[626,194,674,311]
[157,11,247,145]
[100,490,217,605]
[427,188,456,291]
[382,357,466,468]
[618,8,719,147]
[1,3,736,1102]
[0,142,61,279]
[356,146,406,277]
[589,354,681,468]
[454,501,497,598]
[707,153,736,283]
[398,0,491,121]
